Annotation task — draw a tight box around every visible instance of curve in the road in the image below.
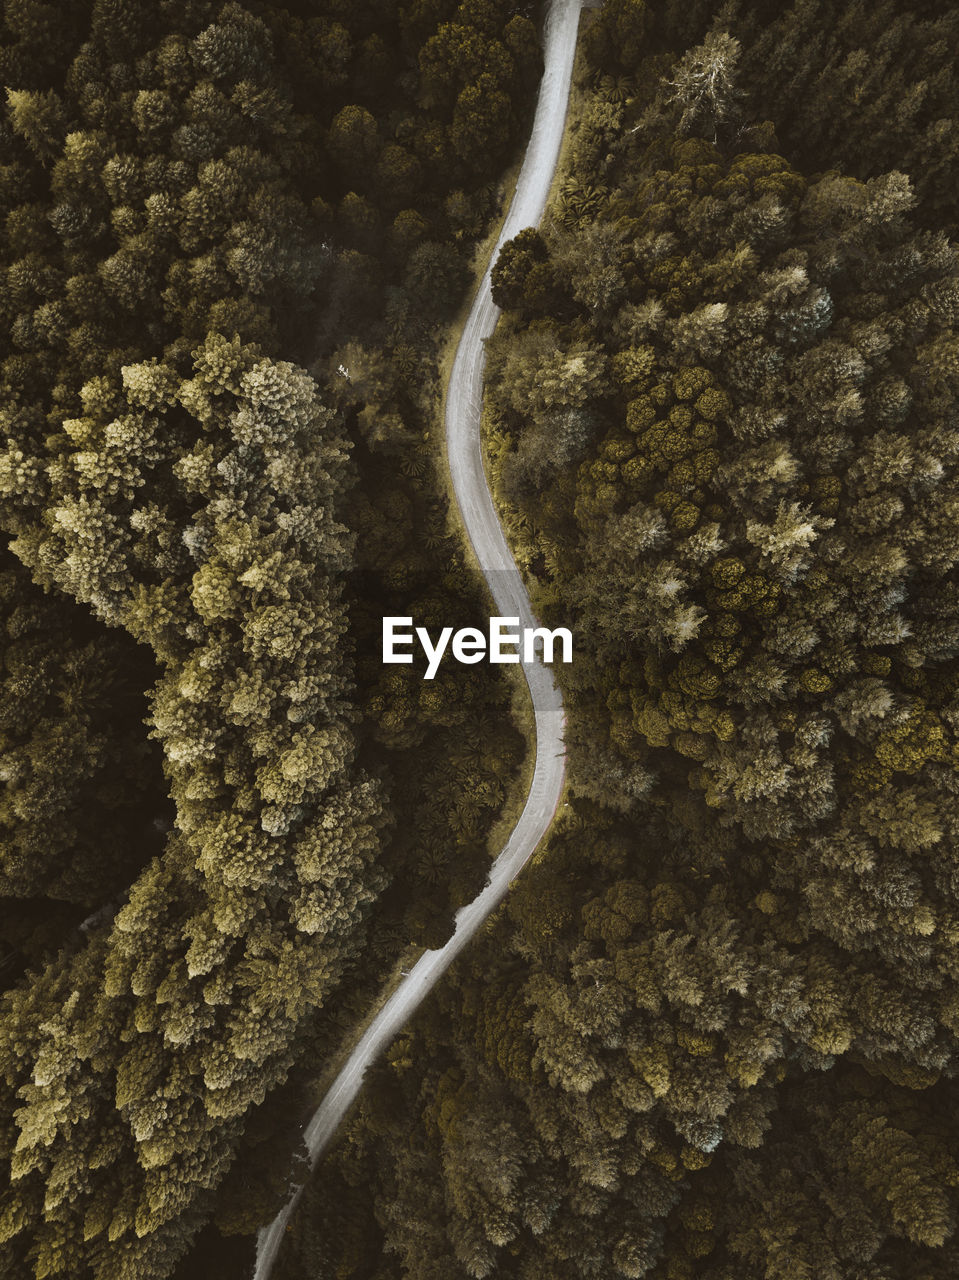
[253,3,583,1274]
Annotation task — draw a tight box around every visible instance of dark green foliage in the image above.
[654,1062,959,1276]
[0,544,169,986]
[9,0,959,1274]
[0,329,385,1280]
[490,226,557,314]
[652,0,959,237]
[0,0,537,1273]
[280,7,959,1279]
[583,0,650,75]
[0,544,166,908]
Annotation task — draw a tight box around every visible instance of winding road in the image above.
[253,3,584,1274]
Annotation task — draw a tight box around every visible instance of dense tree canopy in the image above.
[0,0,537,1273]
[278,5,959,1279]
[5,0,959,1275]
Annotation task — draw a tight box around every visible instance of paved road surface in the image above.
[253,3,584,1273]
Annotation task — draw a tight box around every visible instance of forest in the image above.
[0,0,958,1278]
[277,1,959,1279]
[0,0,537,1275]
